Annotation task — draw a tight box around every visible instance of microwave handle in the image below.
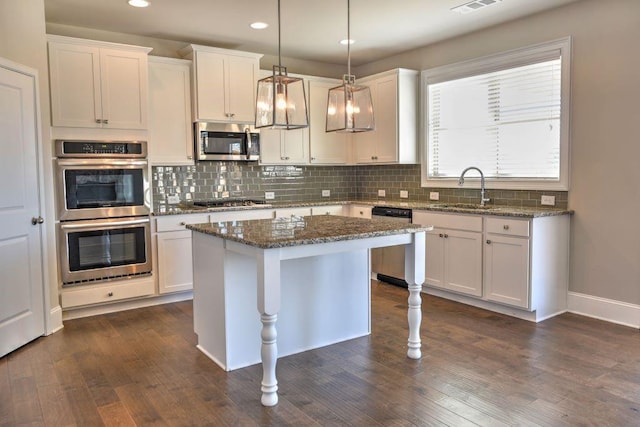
[245,128,251,160]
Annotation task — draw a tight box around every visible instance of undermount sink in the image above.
[431,203,494,210]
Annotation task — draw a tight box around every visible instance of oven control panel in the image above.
[55,140,147,158]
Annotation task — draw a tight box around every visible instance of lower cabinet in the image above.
[415,212,483,297]
[311,205,346,216]
[154,213,209,294]
[349,204,372,219]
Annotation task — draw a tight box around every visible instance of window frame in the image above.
[420,37,572,191]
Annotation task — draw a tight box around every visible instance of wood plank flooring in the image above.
[1,281,639,426]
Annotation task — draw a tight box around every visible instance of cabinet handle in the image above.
[107,292,114,297]
[187,155,193,160]
[359,211,363,215]
[103,119,109,124]
[486,239,492,244]
[180,221,186,226]
[311,157,316,161]
[95,119,102,124]
[31,216,44,225]
[503,225,510,230]
[439,233,444,238]
[443,234,449,238]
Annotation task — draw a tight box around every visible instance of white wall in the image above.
[0,0,60,322]
[356,0,640,307]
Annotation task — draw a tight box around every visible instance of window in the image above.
[421,38,571,190]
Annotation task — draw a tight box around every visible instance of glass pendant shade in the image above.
[256,65,308,129]
[326,75,374,132]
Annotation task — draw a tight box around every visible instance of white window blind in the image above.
[421,38,571,190]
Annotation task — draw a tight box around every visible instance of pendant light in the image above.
[255,0,308,129]
[326,0,374,133]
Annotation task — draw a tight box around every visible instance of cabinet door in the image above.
[194,52,226,121]
[424,229,446,289]
[258,128,284,164]
[444,229,483,297]
[48,42,102,128]
[156,230,194,294]
[99,48,148,129]
[282,127,308,164]
[226,55,258,123]
[148,58,193,165]
[308,80,349,164]
[371,75,398,163]
[484,234,530,308]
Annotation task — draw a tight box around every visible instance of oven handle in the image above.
[60,218,150,230]
[56,159,149,167]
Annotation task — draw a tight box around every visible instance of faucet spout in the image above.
[458,166,490,206]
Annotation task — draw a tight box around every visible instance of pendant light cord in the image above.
[347,0,351,79]
[278,0,282,71]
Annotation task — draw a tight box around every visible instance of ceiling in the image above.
[44,0,581,66]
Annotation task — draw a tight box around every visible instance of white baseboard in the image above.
[62,291,193,321]
[568,292,639,329]
[47,305,64,335]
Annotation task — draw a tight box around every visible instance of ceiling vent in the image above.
[451,0,502,14]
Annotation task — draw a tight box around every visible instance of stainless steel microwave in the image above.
[195,122,260,161]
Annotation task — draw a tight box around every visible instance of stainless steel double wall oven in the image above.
[55,140,152,286]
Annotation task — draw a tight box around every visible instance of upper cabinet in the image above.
[352,69,418,164]
[181,45,262,124]
[260,127,309,165]
[308,79,349,165]
[148,57,194,165]
[48,35,152,130]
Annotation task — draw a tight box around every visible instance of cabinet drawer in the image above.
[274,207,312,218]
[155,213,209,232]
[61,277,155,308]
[485,217,530,237]
[350,205,372,219]
[413,211,482,232]
[311,205,346,216]
[210,209,274,222]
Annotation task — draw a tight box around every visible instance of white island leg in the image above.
[257,249,281,406]
[404,231,426,359]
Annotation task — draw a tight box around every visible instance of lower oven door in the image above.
[59,217,152,285]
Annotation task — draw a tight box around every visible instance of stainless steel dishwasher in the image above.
[371,206,412,288]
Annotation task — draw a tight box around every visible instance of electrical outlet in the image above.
[378,189,386,197]
[265,191,275,200]
[541,195,556,206]
[429,192,440,201]
[322,189,330,197]
[400,190,409,199]
[167,195,180,204]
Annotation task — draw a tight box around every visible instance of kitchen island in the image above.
[187,215,430,406]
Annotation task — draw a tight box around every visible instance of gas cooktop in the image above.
[192,199,269,208]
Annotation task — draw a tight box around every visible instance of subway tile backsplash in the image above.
[152,162,568,212]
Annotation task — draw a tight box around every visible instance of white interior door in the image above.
[0,58,45,357]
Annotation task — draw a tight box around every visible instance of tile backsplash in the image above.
[152,162,568,211]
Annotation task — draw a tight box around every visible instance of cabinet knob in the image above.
[444,234,449,238]
[311,157,316,161]
[103,119,109,124]
[187,155,193,160]
[486,239,492,244]
[439,233,444,238]
[180,221,186,226]
[503,225,510,230]
[31,216,44,225]
[95,119,101,124]
[107,292,114,297]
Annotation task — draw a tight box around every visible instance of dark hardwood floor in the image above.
[2,281,639,426]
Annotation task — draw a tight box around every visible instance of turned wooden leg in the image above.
[260,313,278,406]
[407,283,422,359]
[405,231,425,359]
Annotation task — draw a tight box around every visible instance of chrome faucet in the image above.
[458,166,491,206]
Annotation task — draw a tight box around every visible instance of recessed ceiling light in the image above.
[128,0,150,7]
[250,22,269,30]
[340,39,355,45]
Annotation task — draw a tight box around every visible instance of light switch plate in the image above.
[322,189,330,197]
[541,195,555,206]
[400,190,409,199]
[265,191,275,200]
[429,192,440,201]
[378,189,386,197]
[167,195,180,204]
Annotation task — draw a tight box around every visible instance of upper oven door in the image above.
[56,158,150,221]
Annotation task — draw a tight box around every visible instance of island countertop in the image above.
[186,215,431,249]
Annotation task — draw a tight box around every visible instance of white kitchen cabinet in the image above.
[48,35,151,129]
[148,57,194,165]
[274,207,312,218]
[182,45,262,123]
[60,276,155,309]
[352,69,418,164]
[414,211,483,297]
[349,204,372,219]
[308,79,349,164]
[155,213,209,294]
[260,127,309,165]
[484,232,530,308]
[311,205,346,216]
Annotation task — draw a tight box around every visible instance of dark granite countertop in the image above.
[186,215,431,249]
[155,199,572,218]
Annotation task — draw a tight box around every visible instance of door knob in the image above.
[31,216,44,225]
